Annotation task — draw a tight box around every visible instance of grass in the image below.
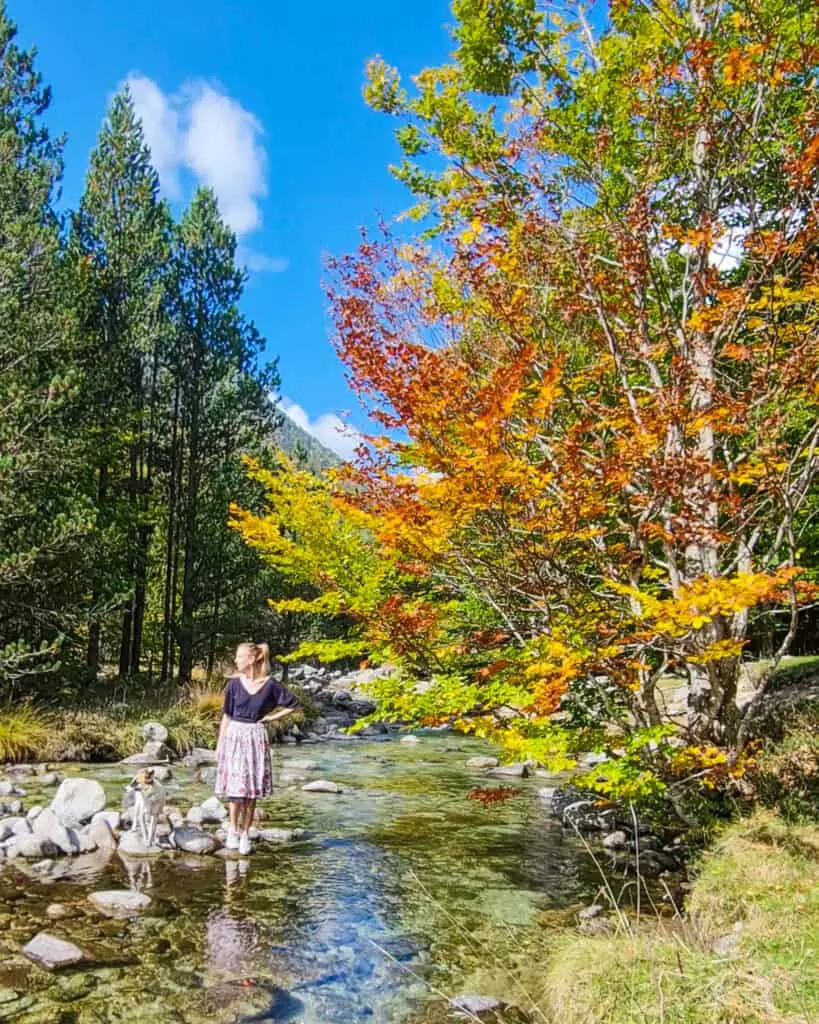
[0,703,50,761]
[0,691,222,763]
[543,811,819,1024]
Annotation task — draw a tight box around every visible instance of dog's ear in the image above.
[144,768,154,781]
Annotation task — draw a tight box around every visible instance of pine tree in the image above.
[70,87,171,676]
[0,2,89,689]
[162,188,278,683]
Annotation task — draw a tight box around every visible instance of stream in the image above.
[0,736,603,1023]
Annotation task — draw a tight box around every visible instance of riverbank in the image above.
[541,810,819,1024]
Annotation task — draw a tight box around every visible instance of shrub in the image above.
[0,705,49,761]
[748,711,819,822]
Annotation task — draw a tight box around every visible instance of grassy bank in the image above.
[0,682,314,763]
[544,811,819,1024]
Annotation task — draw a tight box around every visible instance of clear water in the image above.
[0,737,602,1023]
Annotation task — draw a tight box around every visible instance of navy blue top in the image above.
[222,675,299,723]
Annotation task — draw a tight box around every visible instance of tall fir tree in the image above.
[161,187,278,683]
[70,87,171,676]
[0,2,90,689]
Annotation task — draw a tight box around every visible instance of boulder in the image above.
[50,778,106,828]
[198,766,217,786]
[85,818,116,852]
[23,932,85,970]
[141,722,169,744]
[45,903,71,921]
[170,826,218,855]
[32,808,75,856]
[0,816,31,841]
[39,773,60,787]
[26,805,44,822]
[89,890,152,917]
[153,765,173,783]
[185,806,204,825]
[0,781,13,797]
[466,756,499,769]
[302,780,342,794]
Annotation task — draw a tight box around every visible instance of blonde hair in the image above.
[236,641,271,680]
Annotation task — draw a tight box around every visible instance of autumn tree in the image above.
[326,0,819,776]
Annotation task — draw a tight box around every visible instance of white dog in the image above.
[126,768,167,847]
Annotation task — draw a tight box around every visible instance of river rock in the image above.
[7,833,59,859]
[488,762,529,778]
[466,756,499,769]
[537,787,558,805]
[153,765,173,783]
[180,747,217,768]
[141,722,169,744]
[186,806,204,825]
[170,826,218,855]
[302,780,342,794]
[198,767,217,786]
[117,832,161,857]
[23,932,85,970]
[286,759,320,772]
[259,828,308,844]
[32,808,75,855]
[45,903,71,921]
[143,739,173,761]
[84,817,115,851]
[0,781,13,797]
[91,810,121,832]
[603,830,628,850]
[577,903,604,920]
[89,890,152,917]
[39,773,60,787]
[26,805,44,821]
[452,994,502,1015]
[50,778,106,828]
[121,752,164,766]
[199,797,227,823]
[0,816,31,841]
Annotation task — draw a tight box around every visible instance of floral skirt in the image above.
[215,720,272,799]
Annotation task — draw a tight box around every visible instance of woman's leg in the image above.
[228,799,241,835]
[242,798,256,832]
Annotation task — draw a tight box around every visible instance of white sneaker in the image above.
[225,829,240,850]
[238,832,252,856]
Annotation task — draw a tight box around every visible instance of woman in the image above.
[215,642,299,855]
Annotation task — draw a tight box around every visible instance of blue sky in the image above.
[11,0,454,457]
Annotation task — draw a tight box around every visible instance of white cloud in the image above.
[125,72,273,250]
[239,247,289,274]
[126,74,182,198]
[280,398,364,462]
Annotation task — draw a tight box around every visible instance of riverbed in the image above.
[0,736,603,1023]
